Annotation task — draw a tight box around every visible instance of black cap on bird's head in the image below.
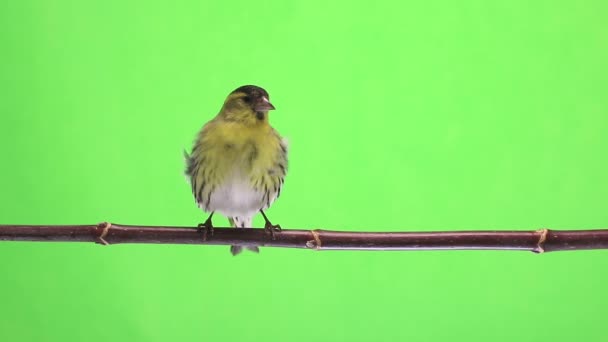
[231,85,275,112]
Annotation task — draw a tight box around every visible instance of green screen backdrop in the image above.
[1,1,607,341]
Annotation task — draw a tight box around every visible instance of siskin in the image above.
[185,85,288,255]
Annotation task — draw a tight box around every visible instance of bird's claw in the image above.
[197,219,214,240]
[264,222,282,240]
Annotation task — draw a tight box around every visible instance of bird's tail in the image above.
[228,217,259,256]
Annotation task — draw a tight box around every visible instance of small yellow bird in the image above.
[185,85,288,255]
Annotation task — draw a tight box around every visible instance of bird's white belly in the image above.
[207,176,264,218]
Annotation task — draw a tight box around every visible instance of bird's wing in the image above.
[259,131,289,209]
[185,123,217,210]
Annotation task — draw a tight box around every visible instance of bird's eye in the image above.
[242,96,251,103]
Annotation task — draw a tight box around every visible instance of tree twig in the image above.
[1,223,608,253]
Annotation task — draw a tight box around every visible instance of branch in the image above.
[1,223,608,253]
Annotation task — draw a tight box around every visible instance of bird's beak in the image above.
[254,96,275,111]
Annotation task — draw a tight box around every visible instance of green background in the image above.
[1,1,607,341]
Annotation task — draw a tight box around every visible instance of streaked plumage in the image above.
[185,85,288,255]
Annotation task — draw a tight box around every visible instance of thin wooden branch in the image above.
[1,223,608,253]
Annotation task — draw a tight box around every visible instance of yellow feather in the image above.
[186,90,287,211]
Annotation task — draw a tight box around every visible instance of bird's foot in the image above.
[259,210,281,240]
[197,217,214,241]
[264,221,282,240]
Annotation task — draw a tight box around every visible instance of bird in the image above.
[184,85,288,255]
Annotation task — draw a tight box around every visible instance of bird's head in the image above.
[219,85,275,125]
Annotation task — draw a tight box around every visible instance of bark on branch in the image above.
[1,223,608,253]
